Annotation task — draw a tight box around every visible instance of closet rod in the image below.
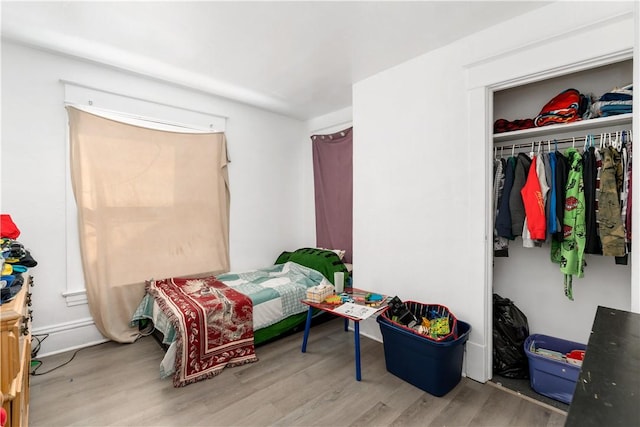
[494,129,632,151]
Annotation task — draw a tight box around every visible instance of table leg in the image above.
[301,306,313,353]
[354,321,361,381]
[344,317,349,332]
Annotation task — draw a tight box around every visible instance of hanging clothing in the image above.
[616,139,631,265]
[493,130,633,302]
[521,156,547,241]
[553,151,569,242]
[536,153,550,240]
[625,141,633,250]
[551,148,586,301]
[594,147,603,235]
[493,158,509,257]
[598,146,626,257]
[541,152,553,239]
[509,153,532,237]
[496,156,516,239]
[547,151,558,235]
[583,146,603,254]
[522,217,536,248]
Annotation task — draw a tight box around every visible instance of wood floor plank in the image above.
[29,318,566,426]
[467,386,525,426]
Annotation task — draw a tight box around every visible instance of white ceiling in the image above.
[1,1,550,120]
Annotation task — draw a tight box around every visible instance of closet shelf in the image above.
[493,113,633,143]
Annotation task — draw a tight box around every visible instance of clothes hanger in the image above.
[613,131,622,151]
[584,134,596,152]
[609,132,616,150]
[511,144,515,158]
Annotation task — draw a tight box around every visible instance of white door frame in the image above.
[467,34,636,382]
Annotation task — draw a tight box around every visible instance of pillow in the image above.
[317,247,346,260]
[275,247,348,284]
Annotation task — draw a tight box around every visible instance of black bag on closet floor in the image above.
[493,293,530,379]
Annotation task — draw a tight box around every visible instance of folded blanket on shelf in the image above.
[589,84,633,118]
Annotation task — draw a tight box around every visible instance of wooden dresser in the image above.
[1,274,33,427]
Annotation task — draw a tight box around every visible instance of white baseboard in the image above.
[345,315,383,342]
[465,340,489,383]
[31,317,108,358]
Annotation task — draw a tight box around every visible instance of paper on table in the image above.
[332,302,381,320]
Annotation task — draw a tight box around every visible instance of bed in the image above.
[130,248,350,387]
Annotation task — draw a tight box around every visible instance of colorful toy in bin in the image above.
[387,296,420,327]
[430,317,450,338]
[324,294,342,305]
[383,297,458,341]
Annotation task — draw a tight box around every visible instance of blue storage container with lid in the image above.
[524,334,587,404]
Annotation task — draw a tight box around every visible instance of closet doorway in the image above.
[489,59,634,409]
[467,29,638,385]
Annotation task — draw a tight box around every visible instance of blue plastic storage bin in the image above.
[524,334,587,404]
[377,315,471,397]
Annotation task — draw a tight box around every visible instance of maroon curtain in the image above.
[311,127,353,263]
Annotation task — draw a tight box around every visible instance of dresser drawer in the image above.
[1,274,32,427]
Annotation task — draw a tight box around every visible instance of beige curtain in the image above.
[67,106,230,342]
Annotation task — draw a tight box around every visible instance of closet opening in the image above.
[488,58,634,411]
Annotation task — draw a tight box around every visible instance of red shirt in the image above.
[521,156,546,240]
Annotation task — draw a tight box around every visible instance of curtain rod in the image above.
[494,130,633,158]
[65,103,222,133]
[60,79,229,120]
[494,129,633,151]
[310,122,353,137]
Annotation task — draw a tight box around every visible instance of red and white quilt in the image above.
[146,276,258,387]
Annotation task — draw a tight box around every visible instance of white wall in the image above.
[306,106,353,135]
[1,40,315,355]
[353,2,637,382]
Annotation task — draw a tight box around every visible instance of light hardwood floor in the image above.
[29,318,566,427]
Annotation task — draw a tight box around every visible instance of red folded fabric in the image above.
[1,214,20,239]
[494,118,535,134]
